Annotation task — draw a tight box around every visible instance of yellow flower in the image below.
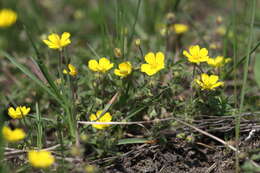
[207,56,232,68]
[141,52,165,76]
[8,106,30,119]
[63,64,77,77]
[0,9,17,28]
[89,110,112,130]
[183,45,209,64]
[43,32,71,50]
[2,126,26,142]
[88,58,114,73]
[195,73,224,90]
[28,150,55,168]
[114,62,132,77]
[172,24,189,34]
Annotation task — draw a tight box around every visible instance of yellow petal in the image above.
[156,52,165,69]
[43,40,59,49]
[189,45,200,55]
[61,32,70,41]
[61,32,71,47]
[114,69,123,77]
[48,34,60,43]
[211,82,224,90]
[156,52,164,64]
[88,60,99,71]
[101,112,112,122]
[209,75,219,84]
[201,73,209,84]
[89,113,97,121]
[99,58,110,67]
[199,48,208,57]
[141,64,157,76]
[144,52,156,64]
[63,69,68,74]
[183,50,192,59]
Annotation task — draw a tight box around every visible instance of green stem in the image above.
[0,116,4,172]
[232,0,238,108]
[236,0,256,172]
[36,102,43,149]
[126,0,141,57]
[65,106,75,139]
[57,117,65,172]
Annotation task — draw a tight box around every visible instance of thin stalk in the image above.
[236,0,256,172]
[126,0,141,52]
[138,45,144,58]
[36,102,43,149]
[232,0,238,108]
[57,117,65,172]
[0,116,4,172]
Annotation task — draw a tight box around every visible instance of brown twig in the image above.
[4,144,61,157]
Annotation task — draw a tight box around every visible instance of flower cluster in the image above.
[8,106,30,119]
[88,51,165,77]
[2,105,55,168]
[2,106,30,143]
[183,45,227,90]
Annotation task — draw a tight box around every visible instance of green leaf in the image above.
[117,138,152,145]
[254,53,260,88]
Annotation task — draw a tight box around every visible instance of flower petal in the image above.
[145,52,156,64]
[88,60,99,71]
[201,73,209,84]
[61,32,71,47]
[156,52,165,67]
[89,113,97,121]
[48,34,60,44]
[209,75,219,84]
[183,50,192,59]
[114,69,123,77]
[189,45,200,55]
[199,48,208,57]
[141,64,157,76]
[211,82,224,89]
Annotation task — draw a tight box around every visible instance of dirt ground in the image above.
[100,134,259,173]
[86,122,260,173]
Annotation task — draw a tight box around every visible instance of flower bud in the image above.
[114,48,122,58]
[135,39,141,46]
